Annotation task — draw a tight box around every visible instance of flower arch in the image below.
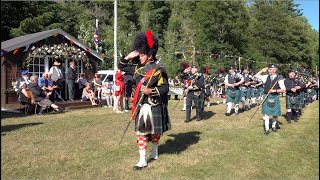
[24,43,92,68]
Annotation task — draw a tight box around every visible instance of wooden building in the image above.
[1,28,103,110]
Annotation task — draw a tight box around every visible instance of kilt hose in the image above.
[285,94,303,110]
[262,93,281,116]
[226,88,241,104]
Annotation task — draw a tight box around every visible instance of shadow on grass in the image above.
[158,131,201,155]
[1,110,27,119]
[201,111,216,120]
[1,122,43,135]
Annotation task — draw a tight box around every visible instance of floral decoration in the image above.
[24,43,92,68]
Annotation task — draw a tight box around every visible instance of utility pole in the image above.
[113,0,117,80]
[238,56,241,73]
[192,45,195,66]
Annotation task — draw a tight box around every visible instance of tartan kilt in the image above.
[251,88,260,98]
[285,94,302,109]
[258,87,264,96]
[226,88,241,103]
[311,88,317,96]
[262,93,281,116]
[38,99,53,108]
[135,103,171,136]
[240,87,251,99]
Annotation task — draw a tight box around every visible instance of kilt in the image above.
[285,94,302,109]
[251,88,260,98]
[135,103,171,136]
[311,88,317,96]
[240,86,251,99]
[226,88,241,103]
[258,87,264,96]
[38,98,53,108]
[262,93,281,116]
[300,92,306,107]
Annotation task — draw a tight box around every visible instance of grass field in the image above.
[1,97,319,179]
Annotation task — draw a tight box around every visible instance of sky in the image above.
[295,0,319,31]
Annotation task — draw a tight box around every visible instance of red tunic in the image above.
[114,72,125,96]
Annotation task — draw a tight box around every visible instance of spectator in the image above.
[49,61,64,101]
[114,71,125,113]
[82,83,97,105]
[38,73,49,87]
[28,75,64,115]
[100,82,113,108]
[66,61,77,101]
[93,73,102,99]
[76,73,88,100]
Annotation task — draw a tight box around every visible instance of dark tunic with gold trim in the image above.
[118,57,171,135]
[285,78,305,110]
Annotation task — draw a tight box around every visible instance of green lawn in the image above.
[1,97,319,179]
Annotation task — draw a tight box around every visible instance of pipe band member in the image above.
[254,64,286,135]
[224,66,244,116]
[118,30,171,171]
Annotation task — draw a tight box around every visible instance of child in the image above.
[114,71,125,113]
[101,82,113,108]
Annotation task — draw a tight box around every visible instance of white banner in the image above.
[169,86,184,95]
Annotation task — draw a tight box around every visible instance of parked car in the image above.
[97,70,115,84]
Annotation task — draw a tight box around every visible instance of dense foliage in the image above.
[1,0,318,77]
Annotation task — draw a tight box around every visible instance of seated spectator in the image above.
[82,83,97,105]
[76,73,88,99]
[93,73,102,99]
[100,82,113,108]
[28,75,64,115]
[38,73,49,87]
[18,81,33,114]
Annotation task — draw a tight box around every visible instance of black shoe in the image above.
[264,129,270,135]
[294,119,298,123]
[58,107,64,113]
[133,165,147,171]
[225,112,231,116]
[272,127,277,132]
[184,120,190,123]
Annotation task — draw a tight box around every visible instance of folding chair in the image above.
[26,91,49,114]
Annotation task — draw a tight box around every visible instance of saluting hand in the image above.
[125,50,140,60]
[261,67,269,73]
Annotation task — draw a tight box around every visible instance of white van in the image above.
[97,70,115,84]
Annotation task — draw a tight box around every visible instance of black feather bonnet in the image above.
[131,30,159,63]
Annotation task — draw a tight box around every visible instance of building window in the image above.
[74,60,83,77]
[28,56,46,77]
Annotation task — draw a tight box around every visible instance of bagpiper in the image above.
[224,66,244,116]
[118,30,171,170]
[184,66,205,122]
[240,69,252,111]
[284,70,305,123]
[216,69,226,104]
[254,64,286,135]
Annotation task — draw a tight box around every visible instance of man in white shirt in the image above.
[49,61,64,101]
[224,67,244,116]
[254,64,286,135]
